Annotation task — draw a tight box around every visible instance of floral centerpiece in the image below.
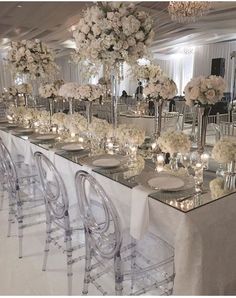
[7,83,32,106]
[39,80,64,98]
[212,138,236,191]
[7,39,58,79]
[73,2,154,68]
[210,177,231,200]
[144,75,177,137]
[63,113,87,135]
[184,75,226,153]
[77,84,104,127]
[16,83,32,95]
[72,2,154,134]
[58,82,80,99]
[131,62,163,83]
[157,130,191,171]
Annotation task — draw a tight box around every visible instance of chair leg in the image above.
[42,221,51,271]
[83,234,92,295]
[130,239,137,293]
[114,251,123,295]
[65,231,73,296]
[17,199,23,258]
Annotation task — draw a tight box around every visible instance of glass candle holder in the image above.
[155,153,165,172]
[194,162,204,194]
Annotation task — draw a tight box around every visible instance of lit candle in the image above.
[52,126,57,133]
[201,152,209,169]
[107,141,114,155]
[151,142,157,150]
[71,132,76,138]
[78,137,84,143]
[155,153,165,172]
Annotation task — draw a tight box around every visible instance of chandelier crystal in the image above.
[168,1,211,23]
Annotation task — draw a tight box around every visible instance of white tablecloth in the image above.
[1,129,236,295]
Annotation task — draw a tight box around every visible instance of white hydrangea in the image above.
[212,138,236,164]
[157,130,191,155]
[184,75,226,107]
[111,124,145,146]
[210,177,230,200]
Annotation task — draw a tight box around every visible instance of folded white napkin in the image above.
[130,184,150,240]
[24,140,33,165]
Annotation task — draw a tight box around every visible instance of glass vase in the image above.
[197,105,211,154]
[85,101,92,129]
[49,97,54,126]
[169,152,179,171]
[224,161,236,191]
[68,98,74,115]
[110,68,120,138]
[154,99,163,139]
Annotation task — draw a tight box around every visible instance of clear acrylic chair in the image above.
[0,139,44,258]
[34,151,85,295]
[75,170,175,296]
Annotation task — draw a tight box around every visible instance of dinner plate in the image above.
[61,143,84,152]
[36,134,58,141]
[6,124,18,129]
[92,158,121,168]
[14,128,34,135]
[147,175,184,191]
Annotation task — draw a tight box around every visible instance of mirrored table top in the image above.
[1,123,235,214]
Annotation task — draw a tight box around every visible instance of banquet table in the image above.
[1,126,236,295]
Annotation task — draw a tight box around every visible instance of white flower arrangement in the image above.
[7,39,58,79]
[144,75,177,100]
[51,112,67,127]
[16,83,32,95]
[39,80,64,98]
[123,155,145,179]
[63,113,87,133]
[113,124,145,146]
[212,138,236,164]
[37,110,50,126]
[184,75,226,107]
[58,82,81,99]
[157,130,191,155]
[210,177,230,200]
[77,84,103,102]
[7,106,36,123]
[131,62,163,82]
[72,2,154,68]
[88,117,112,139]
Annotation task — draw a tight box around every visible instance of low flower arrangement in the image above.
[157,130,191,155]
[77,84,103,101]
[184,75,226,107]
[63,113,87,133]
[115,124,145,146]
[7,39,58,79]
[209,177,230,200]
[58,82,81,99]
[212,138,236,164]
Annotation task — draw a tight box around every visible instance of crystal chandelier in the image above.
[168,1,211,23]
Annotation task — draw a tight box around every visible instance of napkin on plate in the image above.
[130,184,150,240]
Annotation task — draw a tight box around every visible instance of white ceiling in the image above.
[0,1,236,57]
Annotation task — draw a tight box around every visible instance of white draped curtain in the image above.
[193,41,236,92]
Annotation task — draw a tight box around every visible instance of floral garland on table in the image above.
[184,75,226,107]
[210,177,231,200]
[7,106,37,123]
[144,75,178,101]
[157,130,191,155]
[7,39,58,79]
[131,62,163,83]
[63,113,87,134]
[212,138,236,164]
[51,112,67,127]
[112,124,146,146]
[72,2,154,70]
[88,117,112,139]
[39,80,64,98]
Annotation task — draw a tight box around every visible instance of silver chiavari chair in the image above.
[34,151,85,295]
[75,170,175,296]
[219,121,236,137]
[0,139,44,258]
